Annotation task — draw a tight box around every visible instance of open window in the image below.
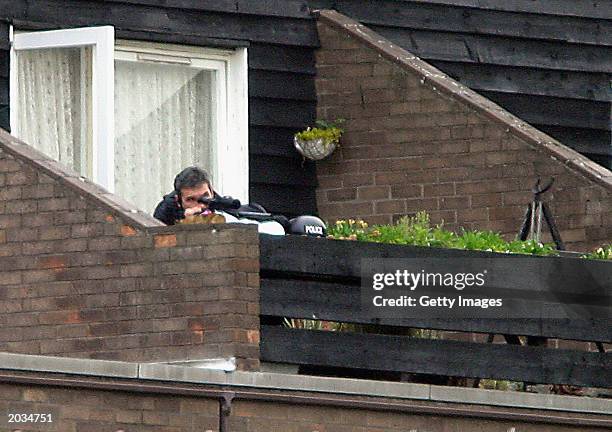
[10,26,248,213]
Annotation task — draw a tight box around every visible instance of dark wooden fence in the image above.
[259,235,612,388]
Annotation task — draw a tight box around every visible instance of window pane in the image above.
[114,60,217,213]
[15,47,92,175]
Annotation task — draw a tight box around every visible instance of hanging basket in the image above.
[294,136,338,161]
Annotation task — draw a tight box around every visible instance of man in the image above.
[153,166,286,235]
[153,166,215,225]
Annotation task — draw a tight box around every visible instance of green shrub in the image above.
[582,245,612,260]
[328,212,558,256]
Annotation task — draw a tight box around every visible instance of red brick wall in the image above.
[0,382,219,431]
[0,131,260,369]
[230,400,604,432]
[314,13,612,251]
[0,380,607,432]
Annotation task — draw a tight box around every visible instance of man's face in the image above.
[180,182,212,210]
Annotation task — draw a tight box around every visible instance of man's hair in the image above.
[174,166,212,193]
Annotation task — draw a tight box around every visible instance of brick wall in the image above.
[0,129,260,370]
[0,379,607,432]
[314,11,612,251]
[230,400,604,432]
[0,382,219,431]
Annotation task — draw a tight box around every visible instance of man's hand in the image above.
[184,205,207,217]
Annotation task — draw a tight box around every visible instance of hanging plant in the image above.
[294,119,344,161]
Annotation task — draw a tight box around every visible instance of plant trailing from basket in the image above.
[294,119,345,160]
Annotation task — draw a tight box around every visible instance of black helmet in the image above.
[288,216,327,237]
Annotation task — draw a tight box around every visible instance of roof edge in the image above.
[0,352,611,417]
[313,9,612,192]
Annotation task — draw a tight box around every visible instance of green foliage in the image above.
[328,211,558,256]
[582,245,612,260]
[295,119,344,147]
[479,379,524,391]
[283,317,356,332]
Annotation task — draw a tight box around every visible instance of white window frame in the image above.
[10,26,115,190]
[10,27,249,202]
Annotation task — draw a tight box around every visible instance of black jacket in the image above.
[153,192,184,225]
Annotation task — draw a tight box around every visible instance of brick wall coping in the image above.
[0,127,256,236]
[1,352,610,415]
[313,9,612,193]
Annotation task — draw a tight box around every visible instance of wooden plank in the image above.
[260,235,524,277]
[0,0,319,47]
[249,98,316,129]
[260,278,612,342]
[250,155,317,187]
[259,235,612,299]
[0,22,9,50]
[481,91,611,130]
[536,125,612,156]
[0,51,9,78]
[430,61,612,102]
[307,0,336,10]
[249,70,317,101]
[0,104,8,131]
[101,0,312,19]
[250,126,304,159]
[260,326,612,387]
[373,26,612,73]
[335,0,612,46]
[394,0,612,20]
[0,78,7,105]
[249,43,317,75]
[116,29,249,49]
[250,184,317,216]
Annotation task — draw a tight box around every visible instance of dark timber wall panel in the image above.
[310,0,612,169]
[0,0,321,215]
[333,0,612,46]
[429,62,611,102]
[0,21,8,131]
[391,0,612,19]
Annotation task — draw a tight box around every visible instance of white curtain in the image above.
[114,61,216,213]
[15,47,91,175]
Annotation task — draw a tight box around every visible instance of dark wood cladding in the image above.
[250,184,317,216]
[248,43,317,74]
[0,1,318,46]
[0,0,321,215]
[259,235,612,387]
[260,278,612,342]
[536,125,612,157]
[261,326,612,388]
[0,22,8,131]
[480,91,611,130]
[249,70,317,101]
[332,0,612,46]
[373,27,612,73]
[429,61,611,102]
[102,0,312,19]
[317,0,612,168]
[381,0,612,19]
